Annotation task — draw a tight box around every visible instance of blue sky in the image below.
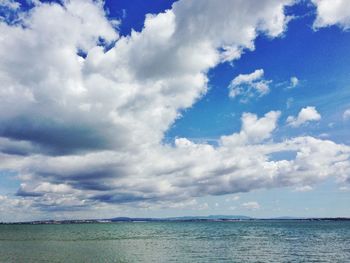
[0,0,350,221]
[167,2,350,143]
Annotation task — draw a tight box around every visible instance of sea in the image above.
[0,220,349,262]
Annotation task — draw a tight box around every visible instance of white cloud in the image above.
[0,0,20,10]
[318,133,330,139]
[232,196,240,201]
[228,69,271,102]
[339,186,349,192]
[198,202,209,210]
[1,0,350,219]
[289,76,299,89]
[312,0,350,29]
[2,111,348,213]
[221,111,280,146]
[343,109,350,121]
[226,195,240,202]
[286,97,294,109]
[294,185,313,192]
[287,106,321,127]
[241,201,260,210]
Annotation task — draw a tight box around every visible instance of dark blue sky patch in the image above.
[105,0,178,36]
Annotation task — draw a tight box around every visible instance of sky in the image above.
[0,0,350,222]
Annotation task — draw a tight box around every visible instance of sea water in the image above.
[0,220,349,262]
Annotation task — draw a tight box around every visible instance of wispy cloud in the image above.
[343,109,350,121]
[294,185,313,192]
[241,201,260,210]
[228,69,271,102]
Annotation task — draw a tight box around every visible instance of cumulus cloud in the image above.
[287,106,321,127]
[0,0,350,219]
[312,0,350,29]
[220,111,281,145]
[228,69,271,102]
[2,110,349,216]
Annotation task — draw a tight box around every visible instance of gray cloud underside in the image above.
[0,0,349,214]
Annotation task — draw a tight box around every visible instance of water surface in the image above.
[0,221,349,262]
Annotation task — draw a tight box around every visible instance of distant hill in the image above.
[2,216,350,224]
[108,215,252,222]
[166,215,252,221]
[268,216,304,220]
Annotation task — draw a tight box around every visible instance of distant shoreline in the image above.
[2,217,350,225]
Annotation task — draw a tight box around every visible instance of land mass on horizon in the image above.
[2,215,350,224]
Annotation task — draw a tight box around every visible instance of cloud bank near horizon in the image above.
[0,0,350,219]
